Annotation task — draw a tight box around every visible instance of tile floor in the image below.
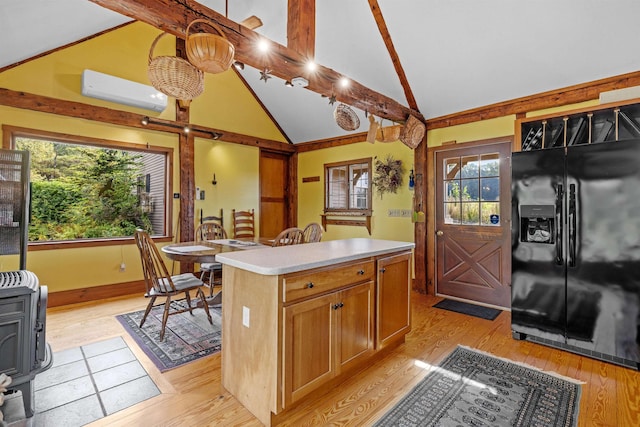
[2,336,159,427]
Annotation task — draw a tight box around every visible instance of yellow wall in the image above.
[193,138,259,236]
[298,140,415,243]
[0,22,282,292]
[427,116,516,148]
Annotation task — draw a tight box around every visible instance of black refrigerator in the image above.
[511,139,640,369]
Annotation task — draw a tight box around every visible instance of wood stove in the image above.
[0,270,52,418]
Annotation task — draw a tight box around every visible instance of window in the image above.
[7,127,172,243]
[443,153,500,226]
[324,158,372,213]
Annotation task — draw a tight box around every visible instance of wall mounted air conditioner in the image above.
[81,69,168,112]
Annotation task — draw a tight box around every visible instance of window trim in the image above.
[2,125,174,249]
[324,157,372,215]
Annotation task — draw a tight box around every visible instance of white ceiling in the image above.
[2,0,640,143]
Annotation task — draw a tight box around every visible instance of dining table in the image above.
[161,238,272,305]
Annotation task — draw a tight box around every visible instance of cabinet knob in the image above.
[380,267,386,273]
[333,303,340,310]
[305,282,314,289]
[436,230,444,236]
[357,269,365,275]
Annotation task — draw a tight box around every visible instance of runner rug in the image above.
[374,346,582,427]
[116,300,221,372]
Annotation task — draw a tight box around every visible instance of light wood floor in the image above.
[45,291,640,427]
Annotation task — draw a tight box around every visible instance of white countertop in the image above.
[215,238,414,275]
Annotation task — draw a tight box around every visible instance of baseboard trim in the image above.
[48,280,147,307]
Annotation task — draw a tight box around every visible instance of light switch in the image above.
[242,306,250,327]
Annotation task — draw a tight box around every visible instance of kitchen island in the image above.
[215,238,414,426]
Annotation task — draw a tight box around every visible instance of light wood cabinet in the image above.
[221,247,412,426]
[283,280,374,406]
[376,251,412,349]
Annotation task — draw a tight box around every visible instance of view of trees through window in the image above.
[444,153,500,226]
[16,137,164,241]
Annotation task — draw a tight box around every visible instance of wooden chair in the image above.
[232,209,255,238]
[302,222,323,243]
[272,227,304,247]
[195,222,227,295]
[134,230,212,341]
[200,208,223,227]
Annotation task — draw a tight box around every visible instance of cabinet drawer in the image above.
[283,260,374,303]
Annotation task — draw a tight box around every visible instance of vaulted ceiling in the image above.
[2,0,640,144]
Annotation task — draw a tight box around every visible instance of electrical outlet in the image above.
[388,209,412,217]
[242,306,250,327]
[195,187,201,200]
[119,262,126,272]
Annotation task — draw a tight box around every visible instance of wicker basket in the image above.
[376,121,403,142]
[334,103,360,131]
[185,19,235,74]
[400,115,426,149]
[148,32,204,101]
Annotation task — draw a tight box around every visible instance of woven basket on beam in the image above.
[148,32,204,101]
[400,115,426,149]
[185,19,235,74]
[376,121,403,143]
[334,103,360,131]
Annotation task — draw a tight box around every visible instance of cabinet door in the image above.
[336,281,375,374]
[377,252,412,349]
[283,292,335,406]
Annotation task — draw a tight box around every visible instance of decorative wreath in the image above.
[373,155,404,197]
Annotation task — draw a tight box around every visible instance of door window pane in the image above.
[442,152,500,227]
[460,155,479,178]
[461,202,480,225]
[444,202,461,224]
[460,179,479,202]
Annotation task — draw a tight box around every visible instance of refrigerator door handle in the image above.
[568,183,577,267]
[555,184,563,265]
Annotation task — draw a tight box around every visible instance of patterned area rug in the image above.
[116,300,221,372]
[374,346,582,427]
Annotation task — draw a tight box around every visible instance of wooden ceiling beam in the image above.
[89,0,422,123]
[0,88,295,153]
[287,0,315,60]
[368,0,419,112]
[426,70,640,130]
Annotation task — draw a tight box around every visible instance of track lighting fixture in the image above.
[233,61,245,70]
[140,116,222,140]
[284,80,294,88]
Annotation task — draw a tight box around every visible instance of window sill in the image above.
[27,235,173,251]
[321,213,372,235]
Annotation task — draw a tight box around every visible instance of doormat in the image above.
[116,300,221,372]
[373,346,582,427]
[433,299,502,320]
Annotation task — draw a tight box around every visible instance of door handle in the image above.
[436,230,444,236]
[555,184,563,265]
[568,183,577,267]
